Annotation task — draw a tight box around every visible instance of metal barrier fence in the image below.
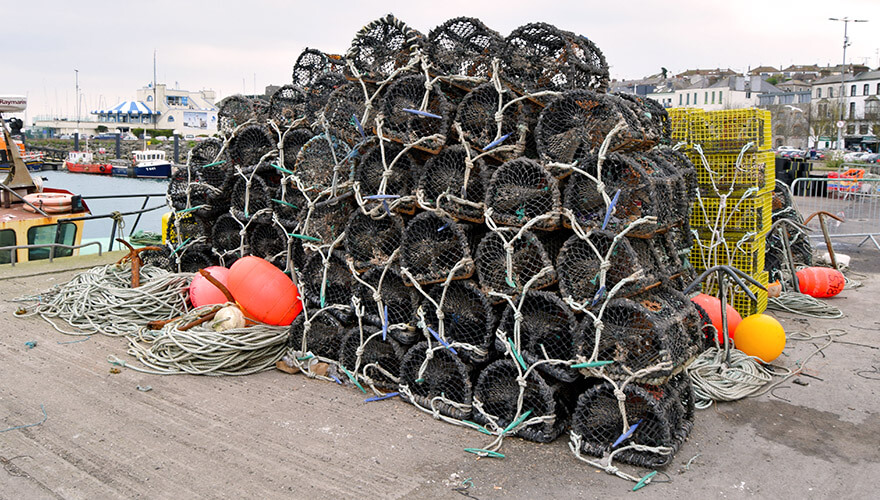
[0,241,103,267]
[790,177,880,251]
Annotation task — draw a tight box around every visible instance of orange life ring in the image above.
[22,193,73,214]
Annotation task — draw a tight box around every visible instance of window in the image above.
[746,91,751,98]
[27,223,77,261]
[168,116,174,122]
[686,94,690,105]
[705,92,708,104]
[847,124,855,135]
[817,88,822,98]
[694,93,698,104]
[719,91,723,103]
[860,124,869,134]
[712,91,716,104]
[679,94,682,106]
[829,87,834,98]
[877,83,880,95]
[865,84,870,96]
[146,95,153,101]
[851,85,857,97]
[849,102,855,118]
[0,229,15,265]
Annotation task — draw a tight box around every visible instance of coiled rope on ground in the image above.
[767,291,843,319]
[13,264,191,336]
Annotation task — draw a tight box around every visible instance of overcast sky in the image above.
[7,0,880,122]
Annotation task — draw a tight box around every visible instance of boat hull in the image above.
[65,161,113,175]
[111,163,172,178]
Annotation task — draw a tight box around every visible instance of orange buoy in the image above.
[227,256,302,326]
[734,314,786,363]
[691,293,742,343]
[796,267,845,298]
[189,266,231,308]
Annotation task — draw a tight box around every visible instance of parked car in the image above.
[863,153,880,164]
[778,149,805,160]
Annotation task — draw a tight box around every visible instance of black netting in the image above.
[339,325,405,390]
[353,141,418,214]
[571,373,694,468]
[296,195,355,245]
[211,213,244,264]
[230,171,272,217]
[177,244,216,273]
[188,138,223,168]
[473,359,568,443]
[425,279,495,364]
[344,211,404,272]
[354,265,421,344]
[228,124,276,168]
[294,132,352,193]
[140,246,175,272]
[399,341,474,420]
[217,95,255,132]
[288,309,345,360]
[426,17,503,86]
[455,83,528,162]
[293,48,333,89]
[501,23,609,95]
[401,211,474,285]
[305,72,348,120]
[165,212,211,246]
[380,74,451,153]
[498,290,577,383]
[475,229,557,299]
[574,287,701,383]
[345,14,422,83]
[301,250,356,319]
[244,214,289,270]
[417,145,489,223]
[281,127,314,171]
[321,82,372,147]
[268,84,310,126]
[485,158,561,230]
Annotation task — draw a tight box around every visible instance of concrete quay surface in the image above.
[0,244,878,499]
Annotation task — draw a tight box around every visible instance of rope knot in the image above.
[614,388,627,402]
[494,111,504,124]
[516,376,528,389]
[513,310,525,323]
[372,291,382,303]
[595,182,606,194]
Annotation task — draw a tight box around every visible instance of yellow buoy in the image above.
[733,314,786,363]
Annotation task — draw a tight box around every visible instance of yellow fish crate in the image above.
[687,108,772,153]
[704,270,769,317]
[689,228,768,277]
[690,191,773,236]
[685,150,775,196]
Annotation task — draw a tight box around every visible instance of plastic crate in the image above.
[703,270,768,317]
[685,150,775,196]
[690,191,773,236]
[668,107,699,144]
[689,228,767,276]
[688,109,772,152]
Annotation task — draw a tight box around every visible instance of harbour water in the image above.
[40,170,169,243]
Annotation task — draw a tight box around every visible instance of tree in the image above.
[96,125,108,133]
[810,99,843,148]
[766,76,779,86]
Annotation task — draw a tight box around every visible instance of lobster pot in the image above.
[399,341,474,420]
[288,309,345,360]
[296,195,355,246]
[426,17,503,88]
[228,124,277,168]
[294,132,352,194]
[230,171,273,218]
[272,180,307,229]
[301,251,356,321]
[475,229,557,300]
[613,93,665,148]
[344,211,405,272]
[165,212,211,247]
[188,138,224,168]
[498,290,578,383]
[304,72,348,122]
[501,23,609,95]
[417,145,490,223]
[353,141,419,214]
[344,14,423,83]
[141,246,175,272]
[292,48,344,89]
[268,85,309,126]
[322,82,374,147]
[280,127,315,171]
[339,325,405,391]
[400,211,475,285]
[570,373,695,468]
[485,158,561,230]
[556,231,662,305]
[380,74,452,153]
[354,266,421,345]
[424,280,495,364]
[648,149,697,224]
[655,228,695,290]
[640,97,671,143]
[211,213,244,266]
[217,95,256,133]
[573,287,702,383]
[167,173,216,219]
[473,359,569,443]
[244,213,290,270]
[562,153,664,236]
[176,243,216,274]
[455,83,529,162]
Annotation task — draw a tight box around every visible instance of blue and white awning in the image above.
[91,101,159,115]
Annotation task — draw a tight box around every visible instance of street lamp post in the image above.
[829,17,868,152]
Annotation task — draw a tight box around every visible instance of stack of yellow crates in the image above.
[668,108,773,316]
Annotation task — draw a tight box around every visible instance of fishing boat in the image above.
[1,100,91,264]
[64,148,113,175]
[0,132,44,172]
[110,148,172,178]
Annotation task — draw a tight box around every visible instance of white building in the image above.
[664,76,783,111]
[91,84,218,135]
[810,71,880,151]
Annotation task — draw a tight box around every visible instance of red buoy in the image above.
[691,293,742,343]
[796,267,845,298]
[189,266,231,308]
[228,257,302,326]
